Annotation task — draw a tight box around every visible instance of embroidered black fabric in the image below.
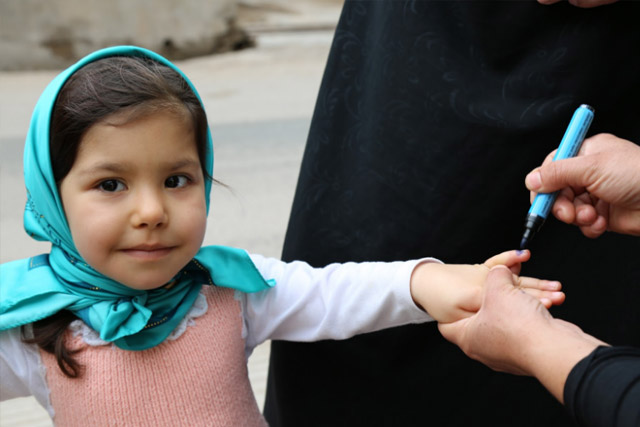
[265,1,640,426]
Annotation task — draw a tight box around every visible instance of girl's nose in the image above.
[131,189,168,229]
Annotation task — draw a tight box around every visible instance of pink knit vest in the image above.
[40,287,267,426]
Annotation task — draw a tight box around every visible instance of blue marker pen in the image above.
[519,104,595,249]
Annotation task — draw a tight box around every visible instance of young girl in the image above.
[0,46,563,426]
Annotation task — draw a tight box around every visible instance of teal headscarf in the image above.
[0,46,274,350]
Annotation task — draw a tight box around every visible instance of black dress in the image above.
[264,1,640,426]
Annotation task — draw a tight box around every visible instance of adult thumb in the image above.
[438,266,514,343]
[485,266,517,295]
[525,157,592,194]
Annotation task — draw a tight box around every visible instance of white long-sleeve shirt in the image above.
[0,254,437,418]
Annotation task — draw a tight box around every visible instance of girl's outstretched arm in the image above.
[409,250,564,324]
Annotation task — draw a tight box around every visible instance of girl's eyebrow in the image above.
[167,158,201,171]
[77,162,128,176]
[77,158,201,176]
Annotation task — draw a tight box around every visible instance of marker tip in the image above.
[519,237,528,250]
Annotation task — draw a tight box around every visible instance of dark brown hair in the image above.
[23,55,212,377]
[23,311,83,378]
[50,55,210,183]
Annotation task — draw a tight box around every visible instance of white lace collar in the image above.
[69,291,209,347]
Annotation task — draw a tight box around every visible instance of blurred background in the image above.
[0,0,342,425]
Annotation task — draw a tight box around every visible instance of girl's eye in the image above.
[165,175,189,188]
[98,179,125,192]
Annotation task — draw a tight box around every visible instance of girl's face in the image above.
[59,110,208,290]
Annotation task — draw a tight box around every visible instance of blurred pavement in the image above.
[0,0,342,425]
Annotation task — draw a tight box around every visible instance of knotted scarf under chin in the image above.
[0,245,274,351]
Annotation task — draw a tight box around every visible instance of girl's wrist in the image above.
[408,259,444,314]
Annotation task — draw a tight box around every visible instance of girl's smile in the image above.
[120,244,175,261]
[59,109,208,290]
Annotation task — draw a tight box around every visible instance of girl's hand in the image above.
[410,250,564,323]
[437,266,605,403]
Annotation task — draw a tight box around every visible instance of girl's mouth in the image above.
[121,246,174,260]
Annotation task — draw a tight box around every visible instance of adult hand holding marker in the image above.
[525,133,640,238]
[441,129,640,427]
[520,104,595,248]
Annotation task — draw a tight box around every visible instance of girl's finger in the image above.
[520,288,565,308]
[483,250,530,270]
[515,276,562,291]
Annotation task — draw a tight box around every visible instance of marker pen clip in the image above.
[519,104,595,249]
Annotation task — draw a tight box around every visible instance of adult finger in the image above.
[573,193,598,226]
[525,156,597,195]
[551,187,578,223]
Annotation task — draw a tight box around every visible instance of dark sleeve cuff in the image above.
[564,345,640,427]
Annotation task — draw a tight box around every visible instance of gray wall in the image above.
[0,0,245,70]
